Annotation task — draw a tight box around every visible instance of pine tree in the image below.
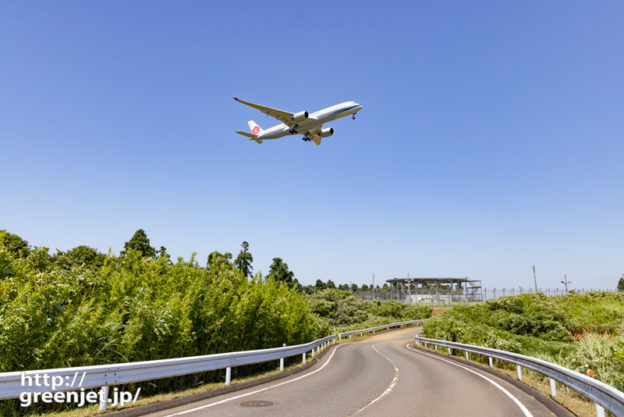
[121,229,156,258]
[234,241,253,278]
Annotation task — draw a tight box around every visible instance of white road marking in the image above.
[165,345,344,416]
[348,345,399,416]
[406,344,533,417]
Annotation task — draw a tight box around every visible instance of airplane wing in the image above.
[304,127,323,146]
[310,134,322,146]
[233,97,295,127]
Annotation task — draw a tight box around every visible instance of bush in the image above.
[307,289,431,330]
[422,292,624,390]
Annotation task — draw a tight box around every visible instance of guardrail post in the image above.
[488,357,493,368]
[517,365,522,380]
[349,335,352,339]
[465,351,469,360]
[311,348,315,357]
[225,367,231,385]
[424,342,428,349]
[280,343,285,371]
[447,347,452,355]
[303,352,306,363]
[99,386,109,411]
[434,345,438,352]
[595,403,605,417]
[550,378,556,396]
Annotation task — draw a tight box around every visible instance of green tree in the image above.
[234,241,253,278]
[618,276,624,292]
[350,283,359,292]
[338,283,350,291]
[53,246,106,269]
[207,251,233,269]
[268,257,295,286]
[0,230,30,258]
[315,279,326,291]
[326,279,336,289]
[157,246,170,260]
[121,229,156,258]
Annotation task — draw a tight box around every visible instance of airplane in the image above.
[233,97,362,145]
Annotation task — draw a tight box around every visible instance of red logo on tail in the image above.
[252,126,260,135]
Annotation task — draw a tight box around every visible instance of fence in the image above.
[354,287,597,305]
[415,336,624,417]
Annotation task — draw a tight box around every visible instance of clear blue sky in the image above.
[2,1,623,290]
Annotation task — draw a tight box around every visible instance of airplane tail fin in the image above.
[248,120,263,135]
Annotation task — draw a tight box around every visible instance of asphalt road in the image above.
[143,327,570,417]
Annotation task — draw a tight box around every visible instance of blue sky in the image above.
[1,1,623,290]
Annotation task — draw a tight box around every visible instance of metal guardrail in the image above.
[0,318,427,411]
[338,319,427,340]
[0,335,335,409]
[415,336,624,417]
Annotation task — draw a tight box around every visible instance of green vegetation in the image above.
[422,292,624,390]
[0,230,432,415]
[307,289,432,331]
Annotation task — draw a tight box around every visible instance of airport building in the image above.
[385,277,483,303]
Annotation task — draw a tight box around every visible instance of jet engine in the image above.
[320,127,334,137]
[291,111,309,122]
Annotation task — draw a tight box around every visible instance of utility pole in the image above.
[532,265,538,293]
[372,273,375,300]
[561,274,570,293]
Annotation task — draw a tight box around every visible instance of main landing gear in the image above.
[302,136,311,142]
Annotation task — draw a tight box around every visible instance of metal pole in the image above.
[372,273,375,300]
[533,265,538,293]
[225,366,231,385]
[517,365,522,380]
[596,403,605,417]
[561,275,570,293]
[550,378,556,396]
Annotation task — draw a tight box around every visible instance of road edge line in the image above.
[406,344,573,417]
[104,344,340,417]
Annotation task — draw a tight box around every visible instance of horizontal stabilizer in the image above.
[235,131,256,138]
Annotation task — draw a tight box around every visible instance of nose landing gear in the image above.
[352,112,357,120]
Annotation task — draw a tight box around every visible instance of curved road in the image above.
[143,327,570,417]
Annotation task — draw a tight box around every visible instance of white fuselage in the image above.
[256,101,362,140]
